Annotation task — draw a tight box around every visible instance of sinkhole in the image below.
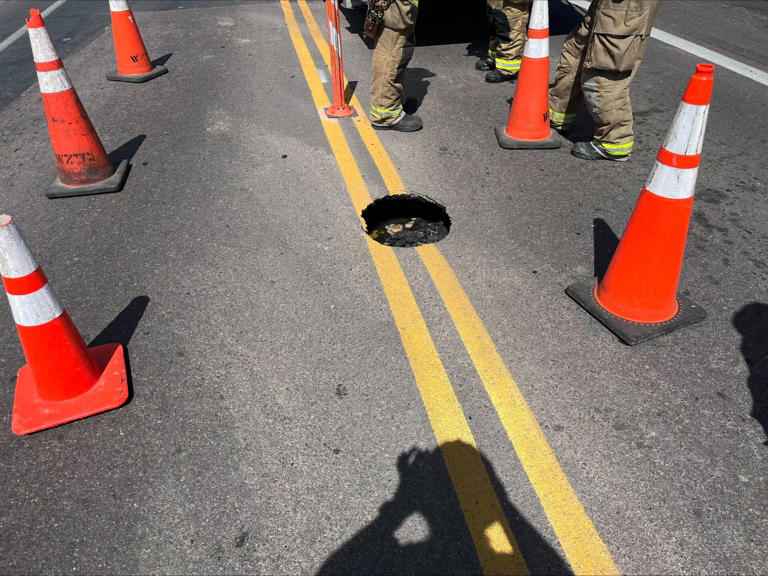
[361,194,451,248]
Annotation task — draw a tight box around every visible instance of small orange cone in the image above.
[566,64,715,345]
[0,216,128,435]
[106,0,168,83]
[27,9,129,198]
[495,0,561,149]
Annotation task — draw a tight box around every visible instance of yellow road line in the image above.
[281,2,528,574]
[295,3,619,574]
[296,0,407,194]
[417,245,619,576]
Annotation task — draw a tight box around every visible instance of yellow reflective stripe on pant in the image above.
[596,140,633,155]
[371,104,403,120]
[495,57,521,72]
[549,108,576,124]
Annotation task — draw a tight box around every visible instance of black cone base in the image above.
[566,279,707,345]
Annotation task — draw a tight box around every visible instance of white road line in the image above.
[0,0,68,55]
[565,0,768,88]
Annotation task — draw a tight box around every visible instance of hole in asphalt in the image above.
[361,194,450,248]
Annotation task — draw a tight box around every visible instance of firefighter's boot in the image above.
[475,57,495,71]
[372,113,423,132]
[571,140,631,162]
[485,69,517,83]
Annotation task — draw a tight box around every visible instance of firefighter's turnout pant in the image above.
[486,0,531,76]
[549,0,659,158]
[370,0,419,126]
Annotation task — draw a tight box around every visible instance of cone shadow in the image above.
[593,218,619,280]
[344,80,357,104]
[108,134,146,166]
[89,296,150,404]
[152,53,173,67]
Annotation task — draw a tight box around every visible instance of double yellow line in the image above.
[280,2,619,574]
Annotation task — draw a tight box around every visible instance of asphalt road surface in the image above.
[0,0,766,574]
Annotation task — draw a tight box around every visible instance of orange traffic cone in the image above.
[495,0,561,149]
[566,64,715,345]
[26,9,129,198]
[324,0,355,118]
[0,216,129,435]
[106,0,168,83]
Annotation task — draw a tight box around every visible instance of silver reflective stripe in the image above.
[528,0,548,29]
[27,26,58,63]
[0,220,38,278]
[523,37,548,59]
[329,25,340,54]
[109,0,130,11]
[7,284,64,327]
[371,104,402,119]
[495,58,520,71]
[645,161,699,200]
[663,102,709,156]
[36,68,72,94]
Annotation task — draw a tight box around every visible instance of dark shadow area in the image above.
[361,194,450,247]
[89,296,150,404]
[415,0,486,46]
[341,0,488,47]
[340,5,373,47]
[317,441,572,575]
[593,218,619,280]
[733,302,768,446]
[344,79,358,103]
[402,68,435,114]
[549,0,585,36]
[108,134,147,166]
[151,53,173,67]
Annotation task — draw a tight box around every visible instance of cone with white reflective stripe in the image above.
[26,9,128,198]
[495,0,561,149]
[566,64,714,345]
[106,0,168,82]
[0,216,128,435]
[324,0,355,118]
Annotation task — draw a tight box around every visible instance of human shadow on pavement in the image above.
[317,441,572,575]
[733,302,768,446]
[340,4,373,47]
[89,296,150,404]
[402,68,436,114]
[593,218,619,280]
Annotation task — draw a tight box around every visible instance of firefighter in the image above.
[549,0,661,161]
[369,0,422,132]
[476,0,532,83]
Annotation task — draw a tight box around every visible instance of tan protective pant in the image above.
[486,0,531,76]
[549,0,655,155]
[370,0,419,126]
